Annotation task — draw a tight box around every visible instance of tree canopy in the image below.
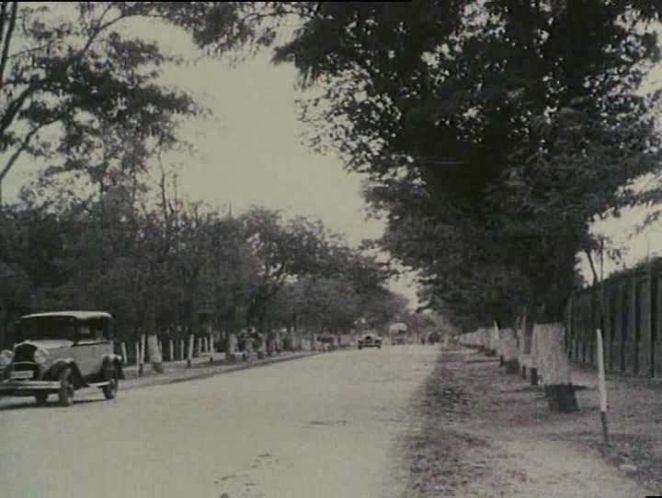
[0,2,202,203]
[191,0,662,327]
[4,1,661,335]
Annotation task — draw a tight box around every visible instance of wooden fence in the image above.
[566,258,662,378]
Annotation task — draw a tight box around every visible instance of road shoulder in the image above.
[399,347,656,497]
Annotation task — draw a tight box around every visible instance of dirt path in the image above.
[400,348,657,497]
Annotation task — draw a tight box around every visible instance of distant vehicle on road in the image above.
[392,334,406,345]
[389,322,408,346]
[0,311,123,407]
[358,334,382,350]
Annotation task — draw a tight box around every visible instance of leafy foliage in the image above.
[209,0,662,326]
[0,1,199,203]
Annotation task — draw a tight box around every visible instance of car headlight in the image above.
[33,348,49,365]
[0,349,13,366]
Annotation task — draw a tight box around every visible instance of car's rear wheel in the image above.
[58,368,75,407]
[35,392,48,406]
[102,364,118,400]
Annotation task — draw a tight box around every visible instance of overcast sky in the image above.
[5,13,662,302]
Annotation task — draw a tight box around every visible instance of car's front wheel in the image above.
[58,368,75,407]
[102,364,118,400]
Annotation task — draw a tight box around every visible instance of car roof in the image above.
[20,311,113,320]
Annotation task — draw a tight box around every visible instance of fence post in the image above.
[625,275,638,374]
[654,270,662,379]
[638,271,653,377]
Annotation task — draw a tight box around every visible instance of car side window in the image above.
[93,324,105,341]
[77,324,93,341]
[87,320,106,341]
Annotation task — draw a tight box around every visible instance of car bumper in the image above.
[0,380,61,396]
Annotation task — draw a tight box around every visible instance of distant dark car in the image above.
[427,332,441,344]
[0,311,123,407]
[358,334,382,350]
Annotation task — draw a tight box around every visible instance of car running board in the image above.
[87,381,112,388]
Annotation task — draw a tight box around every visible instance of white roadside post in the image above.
[596,328,609,445]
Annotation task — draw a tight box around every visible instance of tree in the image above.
[176,0,662,411]
[259,0,662,328]
[0,1,198,204]
[239,206,333,331]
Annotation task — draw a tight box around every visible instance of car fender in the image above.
[102,353,124,380]
[48,359,85,388]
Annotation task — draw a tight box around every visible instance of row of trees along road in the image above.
[2,2,662,408]
[0,2,409,365]
[166,1,662,410]
[0,195,408,357]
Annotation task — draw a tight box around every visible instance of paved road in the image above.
[0,345,437,498]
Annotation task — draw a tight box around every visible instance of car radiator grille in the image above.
[13,343,37,362]
[11,344,41,378]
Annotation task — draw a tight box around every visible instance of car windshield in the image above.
[19,317,77,341]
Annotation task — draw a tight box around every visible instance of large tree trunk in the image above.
[517,311,534,380]
[530,323,542,386]
[186,333,194,368]
[147,334,164,373]
[120,342,128,365]
[487,324,499,356]
[226,333,238,362]
[499,328,519,374]
[256,332,266,359]
[537,323,578,412]
[138,333,146,376]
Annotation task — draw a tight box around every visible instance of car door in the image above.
[71,320,112,378]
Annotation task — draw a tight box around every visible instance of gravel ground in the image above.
[399,347,659,497]
[0,345,438,498]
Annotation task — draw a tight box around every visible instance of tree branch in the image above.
[583,247,599,288]
[0,1,17,88]
[0,3,7,53]
[0,81,41,136]
[0,115,57,183]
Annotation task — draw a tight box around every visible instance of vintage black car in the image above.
[0,311,123,407]
[358,333,382,350]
